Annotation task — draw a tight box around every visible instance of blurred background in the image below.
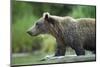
[12,0,96,65]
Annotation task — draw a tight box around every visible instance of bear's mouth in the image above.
[31,33,39,36]
[27,31,39,36]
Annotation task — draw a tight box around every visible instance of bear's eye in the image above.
[36,22,43,28]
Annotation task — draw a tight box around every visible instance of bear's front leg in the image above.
[74,47,85,56]
[55,41,66,56]
[55,47,66,56]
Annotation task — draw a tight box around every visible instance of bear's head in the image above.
[27,12,60,36]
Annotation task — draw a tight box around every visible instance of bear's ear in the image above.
[43,12,55,25]
[43,12,50,20]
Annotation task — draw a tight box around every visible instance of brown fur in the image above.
[27,12,96,56]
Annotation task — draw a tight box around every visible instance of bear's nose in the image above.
[27,31,33,36]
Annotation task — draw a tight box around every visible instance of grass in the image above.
[12,52,55,65]
[12,53,46,65]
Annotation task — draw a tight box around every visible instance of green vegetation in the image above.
[12,53,46,65]
[12,1,96,54]
[70,6,96,18]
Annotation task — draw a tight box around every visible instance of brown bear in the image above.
[27,12,96,56]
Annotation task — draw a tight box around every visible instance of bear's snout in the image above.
[27,31,33,36]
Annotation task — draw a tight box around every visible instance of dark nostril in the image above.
[27,31,32,35]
